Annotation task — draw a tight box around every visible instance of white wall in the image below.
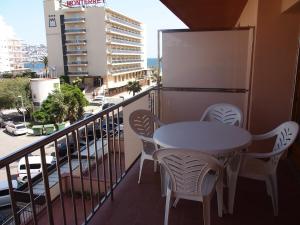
[30,78,60,105]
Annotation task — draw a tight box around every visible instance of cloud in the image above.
[0,16,17,40]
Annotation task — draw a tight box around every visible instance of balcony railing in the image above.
[107,16,142,30]
[66,50,88,55]
[65,40,87,44]
[64,18,85,23]
[108,28,142,39]
[111,59,143,64]
[111,67,143,74]
[0,87,157,225]
[65,29,86,33]
[110,49,143,55]
[68,61,88,65]
[110,38,143,46]
[68,71,89,75]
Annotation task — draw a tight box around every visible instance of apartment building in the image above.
[44,0,147,94]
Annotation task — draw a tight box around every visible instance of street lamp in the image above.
[18,95,26,127]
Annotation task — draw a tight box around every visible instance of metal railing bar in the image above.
[24,154,37,225]
[99,117,107,195]
[40,146,54,225]
[84,125,95,214]
[92,121,101,203]
[66,135,78,225]
[6,165,20,225]
[111,112,118,184]
[117,108,123,176]
[54,140,67,225]
[106,113,114,201]
[161,86,248,93]
[75,129,87,224]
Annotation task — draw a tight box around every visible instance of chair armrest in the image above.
[242,151,281,159]
[138,134,155,143]
[252,130,276,141]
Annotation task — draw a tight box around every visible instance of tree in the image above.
[33,84,88,124]
[42,56,48,77]
[151,70,161,85]
[127,80,142,96]
[0,78,33,116]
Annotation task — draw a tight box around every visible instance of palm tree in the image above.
[150,69,161,85]
[42,56,48,77]
[127,80,142,96]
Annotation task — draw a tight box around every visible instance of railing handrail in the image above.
[0,86,157,168]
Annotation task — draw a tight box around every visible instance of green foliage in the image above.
[33,83,88,124]
[0,78,33,116]
[42,56,48,76]
[20,71,38,78]
[1,73,14,78]
[71,77,84,90]
[151,70,161,84]
[127,80,142,96]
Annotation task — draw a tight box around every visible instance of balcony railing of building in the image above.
[111,67,143,74]
[109,38,143,47]
[64,17,86,23]
[68,61,88,66]
[108,28,142,39]
[68,71,89,75]
[65,29,86,34]
[111,59,143,64]
[0,88,157,225]
[65,40,87,45]
[107,16,142,31]
[66,50,88,55]
[109,49,143,55]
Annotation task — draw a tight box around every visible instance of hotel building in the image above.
[43,0,147,94]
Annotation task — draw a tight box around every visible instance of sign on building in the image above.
[63,0,105,8]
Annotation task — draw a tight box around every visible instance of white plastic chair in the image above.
[236,121,299,216]
[153,148,224,225]
[200,103,243,127]
[129,109,164,184]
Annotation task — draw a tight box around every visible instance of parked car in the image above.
[79,112,94,121]
[5,122,27,135]
[57,140,86,157]
[0,180,18,208]
[102,103,115,110]
[17,155,55,182]
[90,95,105,106]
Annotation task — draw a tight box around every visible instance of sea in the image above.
[25,58,159,73]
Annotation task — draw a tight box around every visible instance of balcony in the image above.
[106,16,142,31]
[110,67,143,75]
[110,59,143,65]
[66,50,88,56]
[1,87,299,225]
[65,40,87,46]
[108,49,143,55]
[67,61,88,66]
[64,17,86,24]
[65,29,86,35]
[67,71,89,75]
[107,28,142,39]
[108,38,143,47]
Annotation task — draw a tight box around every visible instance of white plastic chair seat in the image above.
[239,157,271,180]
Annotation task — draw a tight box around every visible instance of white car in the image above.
[90,95,105,106]
[5,122,27,135]
[17,155,55,182]
[0,180,18,208]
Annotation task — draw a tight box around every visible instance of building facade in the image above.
[44,0,147,94]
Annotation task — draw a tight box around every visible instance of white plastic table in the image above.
[153,121,252,214]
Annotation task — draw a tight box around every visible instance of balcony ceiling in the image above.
[160,0,248,30]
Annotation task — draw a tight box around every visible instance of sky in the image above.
[0,0,187,57]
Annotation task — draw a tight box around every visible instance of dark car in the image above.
[102,103,116,110]
[57,140,86,157]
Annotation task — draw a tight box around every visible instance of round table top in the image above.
[153,121,252,154]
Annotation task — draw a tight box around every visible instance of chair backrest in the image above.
[271,121,299,166]
[200,103,243,127]
[129,109,156,138]
[153,148,223,196]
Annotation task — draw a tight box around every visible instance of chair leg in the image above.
[216,178,223,217]
[203,196,211,225]
[266,174,278,216]
[173,198,180,208]
[164,188,172,225]
[154,160,158,172]
[138,153,145,184]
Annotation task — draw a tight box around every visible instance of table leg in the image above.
[227,153,242,214]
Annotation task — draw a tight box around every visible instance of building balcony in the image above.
[108,49,143,55]
[106,16,142,31]
[65,29,86,35]
[0,87,299,225]
[108,38,143,47]
[66,50,88,56]
[67,61,88,66]
[64,17,86,23]
[65,40,87,46]
[110,66,143,75]
[67,71,89,76]
[107,28,142,39]
[110,59,143,65]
